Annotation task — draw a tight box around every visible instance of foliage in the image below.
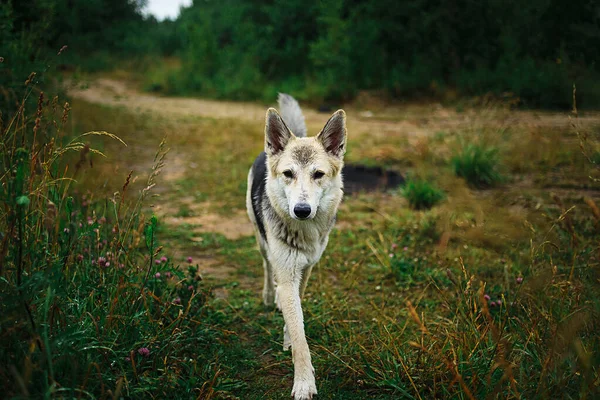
[400,178,445,210]
[452,143,503,188]
[0,81,236,398]
[157,0,600,107]
[4,0,600,107]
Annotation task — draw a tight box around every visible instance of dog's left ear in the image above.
[265,108,295,156]
[317,110,347,158]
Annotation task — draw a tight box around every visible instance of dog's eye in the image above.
[283,170,294,179]
[313,171,325,179]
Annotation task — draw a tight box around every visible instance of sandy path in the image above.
[68,78,600,142]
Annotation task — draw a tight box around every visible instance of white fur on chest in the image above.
[265,214,331,277]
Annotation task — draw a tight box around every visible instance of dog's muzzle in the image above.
[293,203,312,220]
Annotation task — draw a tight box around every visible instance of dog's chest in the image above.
[267,214,333,266]
[277,220,325,250]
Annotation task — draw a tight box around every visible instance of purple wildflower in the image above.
[391,243,398,249]
[173,297,181,305]
[403,246,408,251]
[155,272,161,278]
[388,253,394,258]
[187,256,193,263]
[516,277,523,284]
[76,254,84,262]
[137,347,150,357]
[490,301,497,307]
[484,294,491,301]
[187,285,194,291]
[155,259,161,265]
[165,272,172,278]
[496,300,502,306]
[160,256,168,263]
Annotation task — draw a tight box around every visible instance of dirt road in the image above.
[69,78,600,141]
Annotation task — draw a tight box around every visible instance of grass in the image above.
[452,143,503,188]
[401,178,445,210]
[1,74,599,399]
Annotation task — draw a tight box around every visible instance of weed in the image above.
[452,143,503,188]
[401,178,445,210]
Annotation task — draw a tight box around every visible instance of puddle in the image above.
[343,163,404,195]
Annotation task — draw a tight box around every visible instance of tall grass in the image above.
[0,79,233,398]
[357,205,600,398]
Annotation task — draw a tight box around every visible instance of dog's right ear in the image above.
[265,108,294,156]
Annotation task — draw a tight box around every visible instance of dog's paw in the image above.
[291,377,317,400]
[283,325,291,351]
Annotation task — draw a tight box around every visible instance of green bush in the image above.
[452,143,502,188]
[401,178,445,210]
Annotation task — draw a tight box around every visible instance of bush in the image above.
[401,178,445,210]
[452,143,502,188]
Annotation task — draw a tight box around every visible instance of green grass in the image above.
[400,178,445,210]
[1,76,599,399]
[452,143,503,188]
[0,89,235,398]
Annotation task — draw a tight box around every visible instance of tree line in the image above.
[2,0,600,110]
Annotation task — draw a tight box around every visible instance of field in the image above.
[1,75,599,399]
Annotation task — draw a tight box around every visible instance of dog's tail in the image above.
[278,93,307,138]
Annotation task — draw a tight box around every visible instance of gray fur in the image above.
[291,145,317,166]
[278,93,307,138]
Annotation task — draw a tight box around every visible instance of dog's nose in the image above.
[293,203,312,220]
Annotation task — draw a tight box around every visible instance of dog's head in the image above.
[264,108,347,220]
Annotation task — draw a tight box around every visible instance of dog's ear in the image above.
[317,110,347,158]
[265,108,295,156]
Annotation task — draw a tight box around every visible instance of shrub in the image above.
[401,178,445,210]
[452,143,502,188]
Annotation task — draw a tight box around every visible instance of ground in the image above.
[64,77,600,398]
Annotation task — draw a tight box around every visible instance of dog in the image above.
[246,94,347,399]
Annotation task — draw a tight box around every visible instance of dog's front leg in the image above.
[277,282,317,400]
